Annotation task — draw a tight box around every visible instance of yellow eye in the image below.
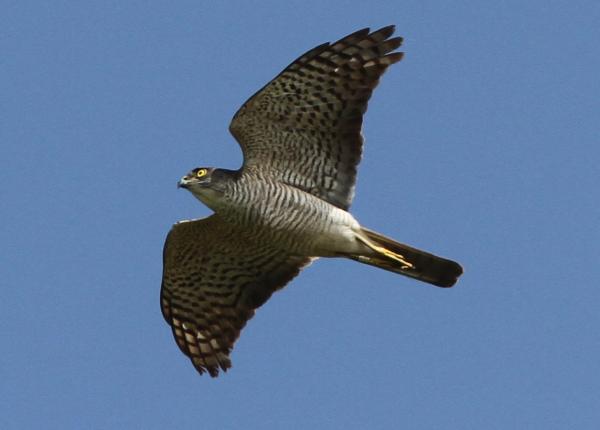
[196,168,208,178]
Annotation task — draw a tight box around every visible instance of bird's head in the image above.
[178,167,215,189]
[178,167,235,210]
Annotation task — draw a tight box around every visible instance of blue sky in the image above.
[3,1,599,428]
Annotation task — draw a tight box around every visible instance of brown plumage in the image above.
[161,26,463,377]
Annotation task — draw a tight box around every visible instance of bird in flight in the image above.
[161,25,463,377]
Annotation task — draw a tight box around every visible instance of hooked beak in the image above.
[177,177,190,189]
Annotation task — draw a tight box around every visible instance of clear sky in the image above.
[3,1,599,429]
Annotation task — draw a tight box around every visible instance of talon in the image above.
[355,233,415,270]
[377,246,414,269]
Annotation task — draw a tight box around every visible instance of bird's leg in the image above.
[373,244,415,270]
[354,235,415,270]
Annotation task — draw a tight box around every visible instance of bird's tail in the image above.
[349,227,463,288]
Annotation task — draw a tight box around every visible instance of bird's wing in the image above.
[229,26,403,210]
[161,215,312,376]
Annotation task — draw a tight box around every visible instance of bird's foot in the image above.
[368,244,414,270]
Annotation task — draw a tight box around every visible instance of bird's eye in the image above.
[196,168,208,178]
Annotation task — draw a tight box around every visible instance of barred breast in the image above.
[220,172,363,257]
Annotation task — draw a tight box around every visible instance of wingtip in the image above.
[377,24,396,35]
[383,52,404,66]
[342,27,371,41]
[193,358,232,378]
[366,25,396,41]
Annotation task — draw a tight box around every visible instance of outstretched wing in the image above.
[229,26,403,210]
[161,215,312,376]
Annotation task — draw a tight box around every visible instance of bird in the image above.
[161,25,463,377]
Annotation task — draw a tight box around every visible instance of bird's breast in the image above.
[219,177,360,256]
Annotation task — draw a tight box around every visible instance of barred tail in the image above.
[350,227,463,288]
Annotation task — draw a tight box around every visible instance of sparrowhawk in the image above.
[161,26,463,377]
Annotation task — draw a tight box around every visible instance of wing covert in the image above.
[229,26,403,210]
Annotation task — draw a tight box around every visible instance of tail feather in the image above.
[351,227,463,288]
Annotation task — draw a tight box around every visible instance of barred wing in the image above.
[161,215,312,376]
[230,26,403,210]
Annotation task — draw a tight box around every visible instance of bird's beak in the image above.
[177,177,189,189]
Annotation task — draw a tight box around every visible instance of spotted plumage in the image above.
[161,26,463,377]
